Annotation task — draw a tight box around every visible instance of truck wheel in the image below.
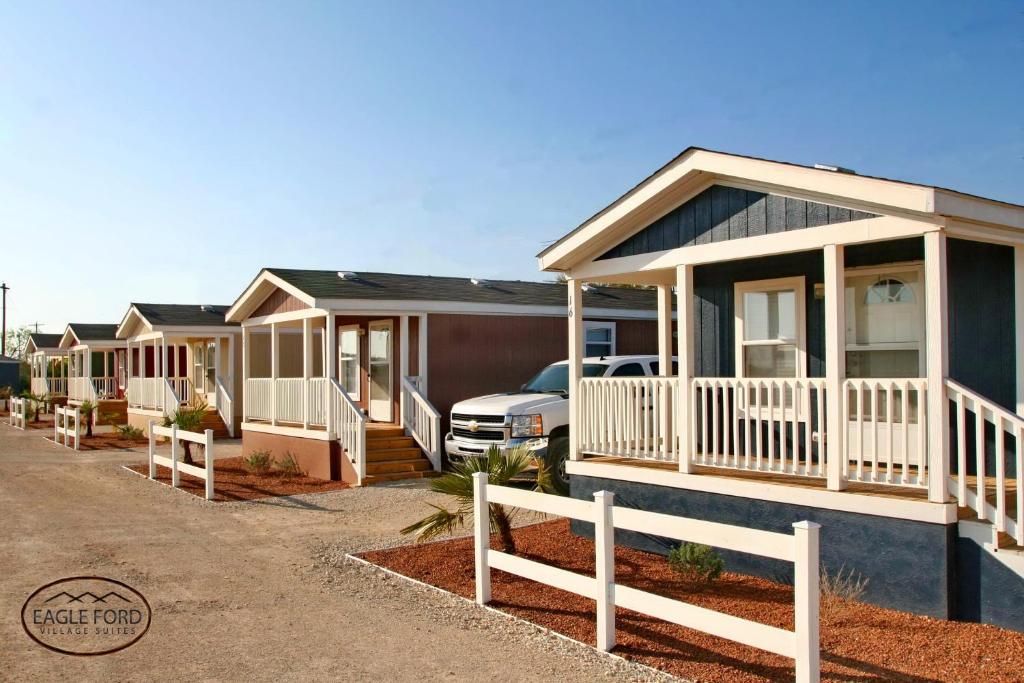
[546,435,570,495]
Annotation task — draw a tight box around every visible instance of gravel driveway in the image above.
[0,423,674,681]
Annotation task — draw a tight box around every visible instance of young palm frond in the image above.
[401,444,554,554]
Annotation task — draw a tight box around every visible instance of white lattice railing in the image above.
[692,378,827,477]
[331,379,367,484]
[402,376,441,471]
[216,377,234,437]
[843,378,928,487]
[578,377,680,462]
[245,378,274,421]
[947,379,1023,546]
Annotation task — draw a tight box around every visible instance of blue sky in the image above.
[1,1,1021,333]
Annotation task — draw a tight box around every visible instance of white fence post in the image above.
[54,408,59,443]
[72,408,80,450]
[473,472,491,605]
[793,521,821,683]
[171,425,180,488]
[204,429,214,501]
[148,420,156,479]
[594,490,616,652]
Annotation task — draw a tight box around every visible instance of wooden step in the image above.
[366,458,432,475]
[362,470,440,486]
[365,436,417,450]
[366,447,423,462]
[366,425,404,438]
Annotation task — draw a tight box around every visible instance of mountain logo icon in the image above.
[45,591,133,604]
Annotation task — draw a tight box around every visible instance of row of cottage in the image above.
[25,148,1024,631]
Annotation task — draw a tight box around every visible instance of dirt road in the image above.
[0,423,667,681]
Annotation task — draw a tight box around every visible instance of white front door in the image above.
[367,320,393,422]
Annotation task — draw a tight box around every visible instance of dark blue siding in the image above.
[598,184,877,261]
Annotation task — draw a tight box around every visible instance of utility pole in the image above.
[0,282,8,357]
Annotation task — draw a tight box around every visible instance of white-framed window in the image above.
[583,321,616,358]
[735,276,806,378]
[338,325,361,399]
[845,263,925,378]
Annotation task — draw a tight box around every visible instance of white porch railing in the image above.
[48,377,67,395]
[93,377,117,399]
[215,377,234,437]
[947,379,1023,546]
[169,378,192,406]
[401,376,442,471]
[307,377,329,426]
[245,378,274,421]
[69,377,97,403]
[578,377,680,462]
[331,379,367,484]
[129,378,161,409]
[692,378,827,477]
[844,378,928,487]
[274,378,306,424]
[30,378,47,396]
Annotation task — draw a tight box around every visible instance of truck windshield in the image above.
[521,363,606,394]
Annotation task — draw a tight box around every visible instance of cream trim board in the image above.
[734,276,807,379]
[565,460,957,524]
[565,215,940,282]
[316,299,660,319]
[241,422,332,440]
[225,269,318,322]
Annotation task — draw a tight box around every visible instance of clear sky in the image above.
[1,1,1021,334]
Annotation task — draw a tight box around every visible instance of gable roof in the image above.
[116,303,238,338]
[227,268,659,321]
[59,323,122,349]
[27,333,63,353]
[538,146,1024,272]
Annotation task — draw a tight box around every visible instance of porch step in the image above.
[362,471,440,486]
[366,458,433,475]
[366,446,422,462]
[365,425,405,439]
[197,409,231,439]
[366,436,417,450]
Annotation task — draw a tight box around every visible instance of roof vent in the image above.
[581,284,597,293]
[814,163,856,175]
[337,271,358,280]
[470,278,491,287]
[200,305,215,312]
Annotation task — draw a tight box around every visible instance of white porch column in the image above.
[214,336,221,408]
[417,314,428,396]
[241,327,250,421]
[924,231,950,503]
[656,284,673,375]
[270,322,279,426]
[568,279,583,461]
[399,315,409,428]
[227,334,235,392]
[824,244,847,491]
[1015,247,1024,414]
[676,265,694,473]
[302,318,312,429]
[326,313,337,437]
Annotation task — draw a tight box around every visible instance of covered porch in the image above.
[27,339,67,398]
[565,226,1023,546]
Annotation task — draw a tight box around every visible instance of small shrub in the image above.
[100,410,121,426]
[820,565,869,622]
[274,452,302,475]
[668,543,724,584]
[243,450,274,474]
[116,424,144,439]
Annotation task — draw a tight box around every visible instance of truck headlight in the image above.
[511,414,543,437]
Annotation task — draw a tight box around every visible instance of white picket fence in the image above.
[148,421,217,500]
[54,405,81,449]
[9,397,27,430]
[472,474,821,683]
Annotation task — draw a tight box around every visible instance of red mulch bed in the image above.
[25,416,56,430]
[75,433,149,450]
[361,519,1024,682]
[127,456,351,502]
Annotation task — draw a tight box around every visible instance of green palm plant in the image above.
[401,445,560,554]
[19,390,47,422]
[163,397,208,465]
[79,400,96,437]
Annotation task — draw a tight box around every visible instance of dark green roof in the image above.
[133,303,236,328]
[266,269,658,311]
[28,333,63,349]
[68,323,120,341]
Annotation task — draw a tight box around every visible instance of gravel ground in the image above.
[0,422,677,682]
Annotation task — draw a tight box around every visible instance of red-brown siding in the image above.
[254,289,308,317]
[426,314,660,431]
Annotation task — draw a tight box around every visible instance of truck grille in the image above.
[451,413,506,424]
[452,427,505,441]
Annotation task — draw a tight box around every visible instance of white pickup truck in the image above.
[444,354,674,488]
